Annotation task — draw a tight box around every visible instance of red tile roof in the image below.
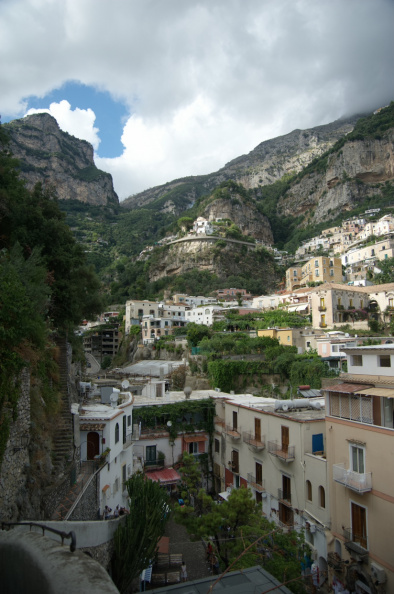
[145,468,181,485]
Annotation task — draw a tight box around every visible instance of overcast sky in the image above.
[1,0,394,200]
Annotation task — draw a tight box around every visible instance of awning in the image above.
[324,383,373,394]
[219,491,230,501]
[357,387,394,398]
[288,304,309,312]
[145,468,181,485]
[183,435,208,443]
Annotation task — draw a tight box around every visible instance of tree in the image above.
[112,474,170,593]
[175,487,305,593]
[186,322,212,347]
[373,257,394,284]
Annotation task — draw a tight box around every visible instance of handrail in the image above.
[65,463,105,521]
[1,521,76,552]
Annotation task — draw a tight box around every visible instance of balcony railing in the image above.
[144,458,165,468]
[333,463,372,493]
[268,440,295,462]
[247,474,265,492]
[343,527,368,559]
[318,306,327,311]
[228,461,239,474]
[319,322,327,328]
[278,489,292,505]
[243,431,265,450]
[214,416,225,427]
[224,425,241,440]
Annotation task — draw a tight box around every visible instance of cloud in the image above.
[25,100,101,151]
[1,0,394,199]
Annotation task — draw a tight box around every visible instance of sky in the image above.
[1,0,394,201]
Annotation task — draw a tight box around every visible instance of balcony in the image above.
[243,431,265,450]
[278,489,292,505]
[268,440,295,462]
[228,460,239,474]
[214,416,225,427]
[319,322,327,328]
[247,474,265,492]
[337,304,344,310]
[224,424,241,440]
[333,463,372,493]
[318,306,327,312]
[327,552,345,572]
[343,528,368,560]
[144,458,165,469]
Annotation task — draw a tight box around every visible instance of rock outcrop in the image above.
[278,129,394,224]
[4,113,119,206]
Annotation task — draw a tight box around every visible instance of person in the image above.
[206,542,213,561]
[104,505,112,520]
[180,561,187,582]
[114,505,119,518]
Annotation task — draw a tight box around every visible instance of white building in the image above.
[185,305,225,326]
[193,217,214,235]
[77,386,134,516]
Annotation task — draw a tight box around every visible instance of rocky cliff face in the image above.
[202,192,274,244]
[278,129,394,224]
[121,115,361,212]
[4,113,119,206]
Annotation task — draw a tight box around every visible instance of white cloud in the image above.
[25,100,101,151]
[1,0,394,199]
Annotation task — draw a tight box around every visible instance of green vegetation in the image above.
[174,477,306,593]
[113,473,170,593]
[0,126,103,463]
[134,399,215,441]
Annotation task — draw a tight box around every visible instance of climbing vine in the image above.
[134,399,215,441]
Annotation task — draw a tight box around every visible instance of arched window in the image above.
[319,485,325,508]
[115,423,119,444]
[306,480,312,501]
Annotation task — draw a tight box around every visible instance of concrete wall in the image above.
[0,530,119,594]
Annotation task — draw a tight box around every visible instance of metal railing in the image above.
[243,431,265,449]
[1,521,76,552]
[247,474,265,492]
[333,463,372,493]
[278,489,292,505]
[343,527,368,556]
[267,440,295,461]
[224,424,241,439]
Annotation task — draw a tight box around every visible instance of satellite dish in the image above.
[110,392,119,408]
[122,380,130,389]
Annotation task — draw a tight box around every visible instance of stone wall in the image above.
[0,369,31,520]
[69,475,100,521]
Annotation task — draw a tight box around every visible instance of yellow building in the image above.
[324,345,394,592]
[286,256,342,291]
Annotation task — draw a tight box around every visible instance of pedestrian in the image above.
[206,542,213,561]
[180,561,187,582]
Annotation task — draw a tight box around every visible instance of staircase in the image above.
[51,462,96,520]
[52,336,74,473]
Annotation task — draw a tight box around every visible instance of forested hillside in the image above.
[0,126,102,463]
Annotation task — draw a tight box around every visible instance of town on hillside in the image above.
[56,207,394,592]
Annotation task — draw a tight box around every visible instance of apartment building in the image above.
[213,394,330,579]
[83,326,119,361]
[257,327,323,353]
[309,283,394,329]
[355,215,394,241]
[125,300,162,333]
[185,305,225,326]
[141,315,187,344]
[342,237,394,269]
[323,345,394,593]
[286,256,342,291]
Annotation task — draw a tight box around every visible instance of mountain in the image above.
[4,113,119,207]
[120,114,362,213]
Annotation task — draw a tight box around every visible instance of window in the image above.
[330,269,334,276]
[315,270,319,277]
[306,480,312,501]
[351,502,367,549]
[351,354,363,366]
[231,450,239,474]
[319,486,325,508]
[256,462,263,486]
[127,415,131,427]
[189,441,198,454]
[256,491,262,505]
[281,426,289,454]
[214,438,220,453]
[306,341,311,348]
[146,445,157,466]
[115,423,119,444]
[232,411,238,431]
[350,444,365,473]
[315,260,319,267]
[379,355,391,368]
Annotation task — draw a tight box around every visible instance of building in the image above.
[83,326,119,361]
[257,327,323,353]
[125,300,161,333]
[185,305,225,326]
[309,282,394,329]
[76,386,134,516]
[193,217,214,235]
[212,393,329,580]
[286,256,342,291]
[323,345,394,593]
[141,315,187,344]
